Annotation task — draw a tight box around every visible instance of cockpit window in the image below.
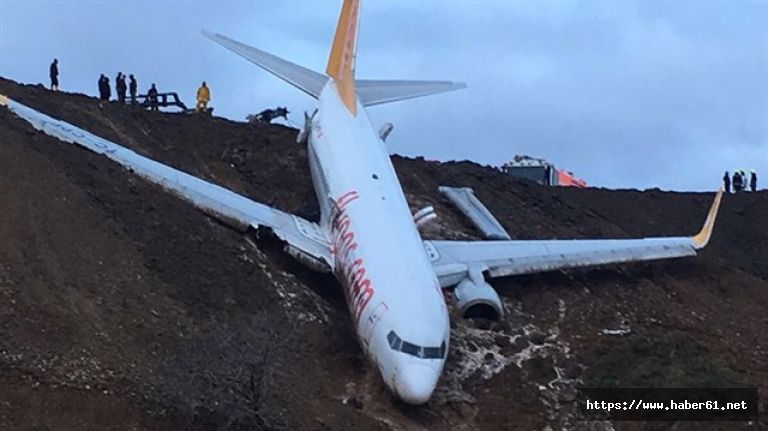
[387,330,402,350]
[401,341,420,357]
[423,345,442,359]
[387,331,446,359]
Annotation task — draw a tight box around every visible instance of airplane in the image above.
[0,0,722,405]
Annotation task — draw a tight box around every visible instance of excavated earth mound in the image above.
[0,77,766,430]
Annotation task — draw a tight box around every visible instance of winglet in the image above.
[691,188,723,249]
[326,0,360,115]
[0,93,8,107]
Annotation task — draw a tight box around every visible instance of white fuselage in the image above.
[307,81,450,403]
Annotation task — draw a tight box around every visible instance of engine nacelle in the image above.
[413,205,437,228]
[453,277,503,320]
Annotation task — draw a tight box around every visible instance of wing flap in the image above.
[3,96,332,268]
[439,186,510,240]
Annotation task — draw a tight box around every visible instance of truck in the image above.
[500,154,587,188]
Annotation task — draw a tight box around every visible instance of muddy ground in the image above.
[0,77,766,430]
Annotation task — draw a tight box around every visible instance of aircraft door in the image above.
[362,302,389,347]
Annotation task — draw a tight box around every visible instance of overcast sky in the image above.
[1,0,766,191]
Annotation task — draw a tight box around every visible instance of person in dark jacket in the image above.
[750,170,757,192]
[723,171,731,194]
[49,58,59,91]
[98,74,112,101]
[732,170,743,192]
[116,72,127,103]
[128,74,137,103]
[147,83,158,111]
[98,74,106,100]
[104,75,111,101]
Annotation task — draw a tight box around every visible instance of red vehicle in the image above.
[556,169,587,188]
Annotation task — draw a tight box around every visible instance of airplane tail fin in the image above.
[326,0,360,115]
[203,30,328,99]
[205,1,465,108]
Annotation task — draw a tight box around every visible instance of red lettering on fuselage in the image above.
[330,191,375,324]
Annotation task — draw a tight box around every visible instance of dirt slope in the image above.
[0,77,766,430]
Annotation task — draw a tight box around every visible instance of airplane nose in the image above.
[395,364,439,404]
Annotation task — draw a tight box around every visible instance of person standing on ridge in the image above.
[741,170,748,191]
[103,75,112,101]
[98,74,106,100]
[723,171,731,194]
[147,83,159,111]
[116,72,127,103]
[129,74,137,103]
[750,169,757,192]
[732,170,743,192]
[196,81,210,112]
[49,58,59,91]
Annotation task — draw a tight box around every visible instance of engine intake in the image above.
[453,277,503,321]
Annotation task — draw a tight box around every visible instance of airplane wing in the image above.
[425,190,722,286]
[1,95,332,271]
[356,79,467,106]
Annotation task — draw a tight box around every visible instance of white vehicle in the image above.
[0,0,722,405]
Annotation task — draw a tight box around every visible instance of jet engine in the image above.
[453,276,503,320]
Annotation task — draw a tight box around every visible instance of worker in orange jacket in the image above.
[196,81,210,112]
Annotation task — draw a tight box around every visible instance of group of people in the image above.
[723,170,757,193]
[48,58,164,111]
[97,73,139,104]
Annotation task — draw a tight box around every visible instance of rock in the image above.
[494,335,511,349]
[473,318,492,330]
[512,336,529,353]
[562,362,583,379]
[557,386,577,403]
[523,357,556,384]
[529,330,546,346]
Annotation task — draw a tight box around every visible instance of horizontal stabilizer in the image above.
[356,79,466,106]
[203,30,328,98]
